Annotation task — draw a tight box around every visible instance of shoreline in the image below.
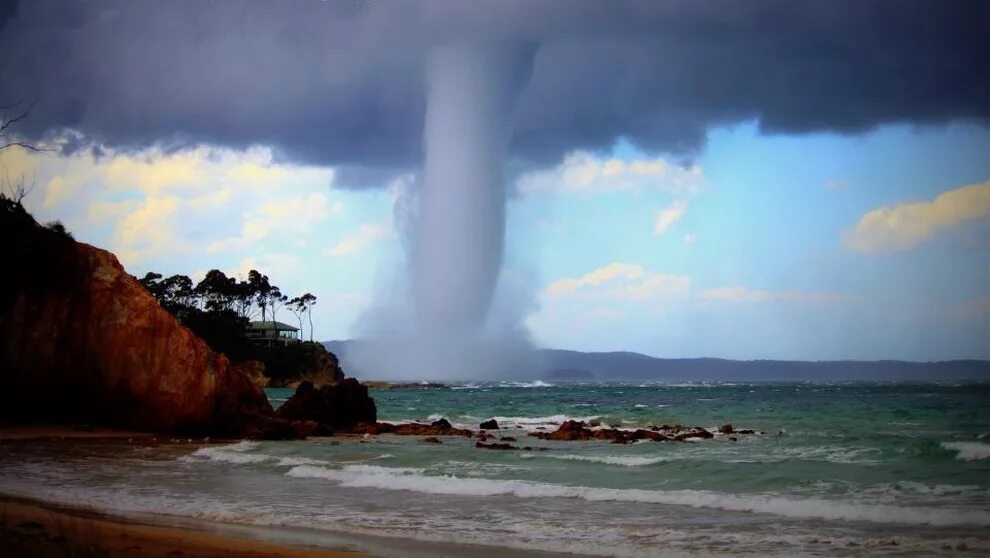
[0,494,565,558]
[0,497,371,558]
[0,425,159,442]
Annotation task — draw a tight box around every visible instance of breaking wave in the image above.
[285,464,990,526]
[521,453,668,467]
[942,442,990,461]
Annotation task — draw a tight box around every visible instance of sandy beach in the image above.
[0,428,367,557]
[0,498,371,558]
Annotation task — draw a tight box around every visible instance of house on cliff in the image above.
[246,321,300,346]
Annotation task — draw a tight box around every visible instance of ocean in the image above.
[2,381,989,556]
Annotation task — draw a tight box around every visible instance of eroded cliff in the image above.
[0,200,279,436]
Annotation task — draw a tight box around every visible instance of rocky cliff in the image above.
[260,341,345,388]
[0,200,280,436]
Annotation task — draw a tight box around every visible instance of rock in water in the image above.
[0,209,279,436]
[479,418,500,430]
[475,441,517,450]
[275,379,377,430]
[431,417,453,429]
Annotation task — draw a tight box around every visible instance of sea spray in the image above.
[345,43,537,379]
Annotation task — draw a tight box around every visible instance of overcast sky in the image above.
[2,1,988,360]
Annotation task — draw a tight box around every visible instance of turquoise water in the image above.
[2,382,989,556]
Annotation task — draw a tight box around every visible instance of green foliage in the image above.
[182,308,252,361]
[43,220,74,240]
[138,265,323,374]
[1,192,79,314]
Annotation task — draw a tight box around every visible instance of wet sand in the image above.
[0,425,157,441]
[0,498,372,558]
[0,427,369,557]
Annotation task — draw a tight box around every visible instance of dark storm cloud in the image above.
[2,0,988,182]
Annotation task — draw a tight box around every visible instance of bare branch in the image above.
[0,99,24,111]
[0,171,35,203]
[0,141,49,153]
[0,100,36,135]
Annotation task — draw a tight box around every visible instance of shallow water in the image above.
[2,382,989,556]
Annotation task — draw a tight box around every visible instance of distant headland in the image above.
[326,340,990,382]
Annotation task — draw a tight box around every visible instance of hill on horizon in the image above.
[324,340,990,382]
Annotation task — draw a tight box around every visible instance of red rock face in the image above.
[529,420,725,444]
[0,242,276,436]
[344,419,473,437]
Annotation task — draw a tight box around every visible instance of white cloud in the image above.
[528,262,692,344]
[546,262,642,297]
[845,180,990,254]
[545,262,690,301]
[5,144,340,263]
[698,286,843,303]
[516,150,703,197]
[235,253,305,283]
[654,200,687,234]
[325,222,391,257]
[209,192,341,252]
[185,188,233,211]
[111,195,183,265]
[826,179,850,190]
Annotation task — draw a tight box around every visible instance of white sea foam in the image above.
[181,441,385,468]
[182,441,270,464]
[770,446,881,465]
[220,441,259,452]
[487,414,601,430]
[521,453,668,467]
[498,380,555,388]
[4,459,990,558]
[942,441,990,461]
[276,456,330,467]
[285,464,990,526]
[449,383,481,390]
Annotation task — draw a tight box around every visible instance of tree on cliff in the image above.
[196,269,237,313]
[287,296,306,334]
[300,293,317,342]
[249,270,274,321]
[139,272,166,300]
[288,293,317,341]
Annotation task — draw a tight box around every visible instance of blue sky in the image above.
[5,121,989,360]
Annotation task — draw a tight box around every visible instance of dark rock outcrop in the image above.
[275,379,376,430]
[479,418,500,430]
[273,343,345,388]
[347,419,473,437]
[0,202,283,437]
[430,418,453,429]
[476,441,517,450]
[422,436,442,444]
[530,420,737,444]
